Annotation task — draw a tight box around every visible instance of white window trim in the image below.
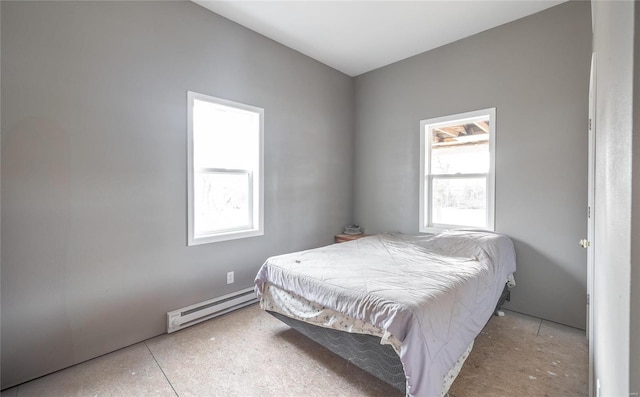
[187,91,264,245]
[419,107,496,233]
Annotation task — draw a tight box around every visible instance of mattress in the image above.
[255,231,516,397]
[262,282,509,394]
[268,311,408,391]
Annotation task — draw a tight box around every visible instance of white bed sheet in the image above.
[255,231,516,397]
[260,282,474,396]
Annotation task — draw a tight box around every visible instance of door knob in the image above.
[579,239,591,248]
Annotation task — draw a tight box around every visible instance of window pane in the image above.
[430,120,489,174]
[194,172,251,235]
[431,177,486,227]
[193,99,259,171]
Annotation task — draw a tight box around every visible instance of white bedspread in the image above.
[254,231,516,397]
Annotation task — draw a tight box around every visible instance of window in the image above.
[187,91,264,245]
[419,108,495,231]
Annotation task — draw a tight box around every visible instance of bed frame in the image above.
[268,284,511,393]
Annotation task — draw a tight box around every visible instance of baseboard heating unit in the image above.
[167,287,257,333]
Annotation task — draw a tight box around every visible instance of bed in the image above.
[254,231,516,397]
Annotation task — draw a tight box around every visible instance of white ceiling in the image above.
[193,1,566,77]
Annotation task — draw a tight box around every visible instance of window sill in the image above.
[188,228,263,246]
[420,225,494,234]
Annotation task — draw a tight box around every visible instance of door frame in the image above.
[587,51,596,397]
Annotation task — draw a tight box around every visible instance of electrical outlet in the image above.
[227,271,234,284]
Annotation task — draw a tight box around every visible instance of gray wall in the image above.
[591,1,635,395]
[1,1,354,388]
[632,4,640,395]
[354,1,591,329]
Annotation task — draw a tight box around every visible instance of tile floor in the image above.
[1,305,588,397]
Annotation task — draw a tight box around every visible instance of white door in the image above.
[585,52,596,397]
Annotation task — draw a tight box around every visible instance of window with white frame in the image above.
[419,108,495,231]
[187,91,264,245]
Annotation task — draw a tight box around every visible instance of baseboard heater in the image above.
[167,287,257,333]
